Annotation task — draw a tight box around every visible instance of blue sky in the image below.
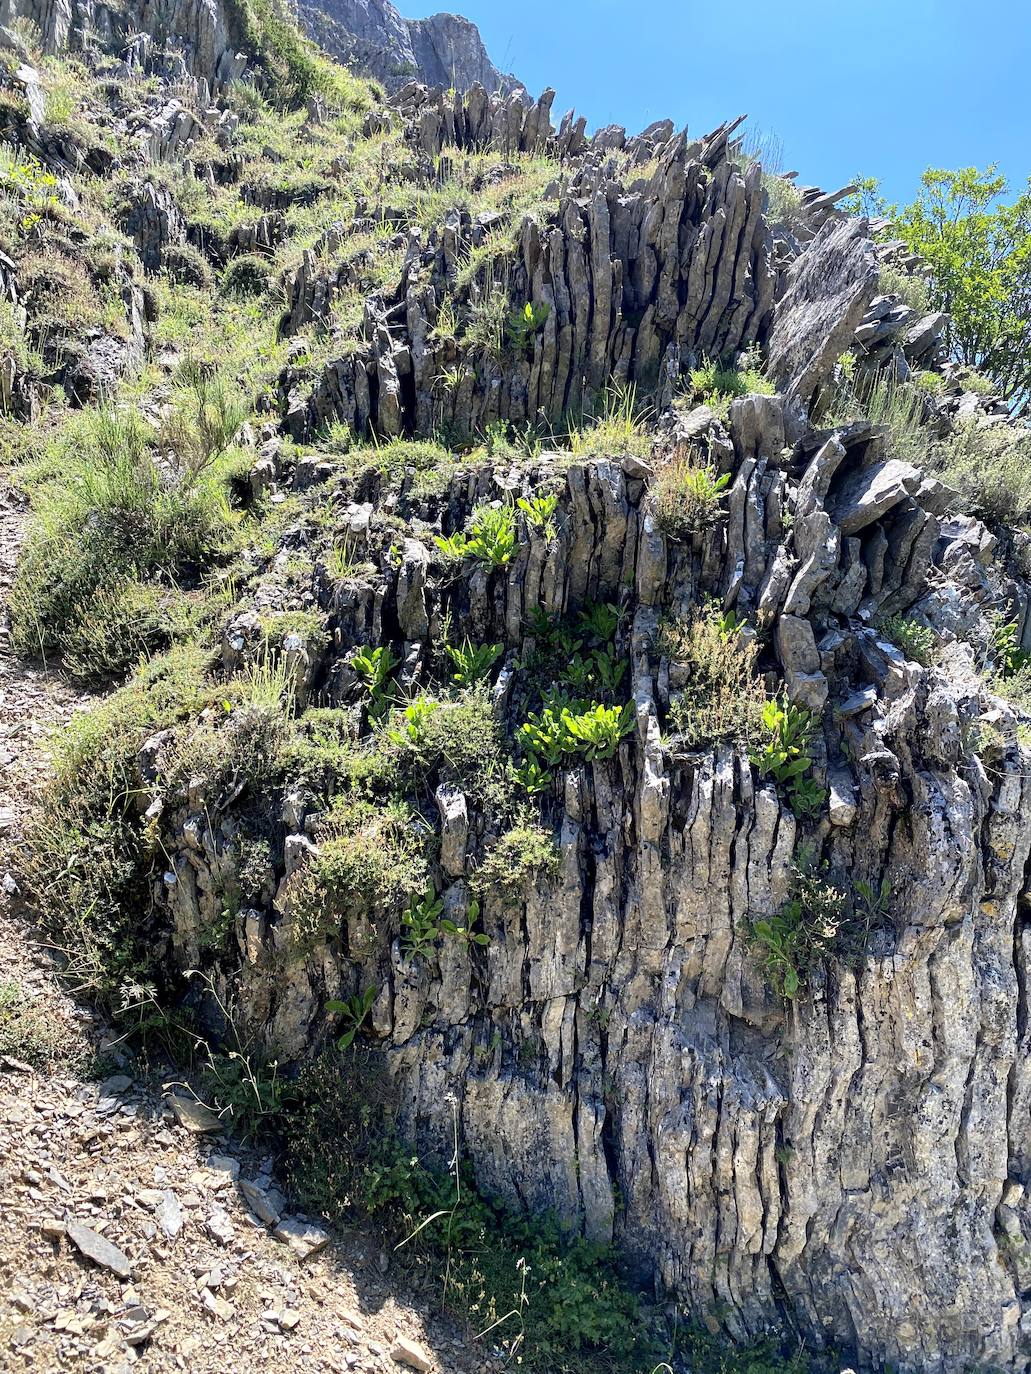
[402,0,1030,205]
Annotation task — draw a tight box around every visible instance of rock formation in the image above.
[2,2,1030,1372]
[295,0,523,95]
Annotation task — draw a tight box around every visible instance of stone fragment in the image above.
[167,1095,222,1134]
[273,1217,330,1258]
[831,460,920,535]
[391,1336,433,1372]
[66,1221,132,1280]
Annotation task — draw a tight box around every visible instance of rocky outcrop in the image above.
[296,0,523,95]
[278,109,779,441]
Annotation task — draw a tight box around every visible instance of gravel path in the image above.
[0,485,479,1374]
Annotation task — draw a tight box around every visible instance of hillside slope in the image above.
[0,1,1030,1372]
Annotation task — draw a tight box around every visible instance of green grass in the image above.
[10,397,242,680]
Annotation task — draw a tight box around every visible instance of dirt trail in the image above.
[0,486,480,1374]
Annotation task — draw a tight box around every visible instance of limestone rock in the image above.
[66,1221,132,1280]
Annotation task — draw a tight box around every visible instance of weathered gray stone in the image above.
[66,1221,132,1279]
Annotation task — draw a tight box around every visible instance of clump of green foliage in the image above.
[653,457,731,539]
[287,797,429,951]
[0,981,86,1070]
[223,0,374,108]
[750,698,827,821]
[517,699,635,767]
[22,643,215,1003]
[860,167,1031,411]
[383,685,512,809]
[660,603,766,747]
[473,813,560,905]
[749,848,890,998]
[690,347,774,405]
[436,504,517,567]
[880,615,940,667]
[10,396,240,680]
[567,383,652,459]
[827,370,929,465]
[930,421,1031,527]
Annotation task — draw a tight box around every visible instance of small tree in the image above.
[851,167,1031,412]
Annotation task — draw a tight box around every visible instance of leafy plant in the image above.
[352,644,399,714]
[560,701,636,761]
[880,614,940,668]
[878,166,1031,411]
[518,699,635,766]
[510,756,551,796]
[507,300,550,354]
[401,885,488,959]
[748,850,849,999]
[653,458,731,540]
[387,696,439,748]
[327,986,377,1050]
[750,698,827,820]
[445,638,503,687]
[473,815,560,905]
[436,505,517,568]
[517,491,558,540]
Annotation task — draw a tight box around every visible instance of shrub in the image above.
[880,614,940,667]
[877,262,931,315]
[472,813,560,905]
[221,253,270,298]
[930,421,1031,527]
[383,684,510,807]
[287,798,429,950]
[0,981,86,1070]
[827,371,929,465]
[660,604,766,747]
[653,457,731,539]
[517,699,635,767]
[162,242,213,288]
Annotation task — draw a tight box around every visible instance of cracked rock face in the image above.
[151,398,1031,1373]
[295,0,524,95]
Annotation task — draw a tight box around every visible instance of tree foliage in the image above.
[852,168,1031,412]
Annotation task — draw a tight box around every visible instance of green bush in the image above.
[660,604,766,747]
[931,421,1031,527]
[748,848,880,998]
[436,504,517,567]
[0,981,86,1070]
[162,242,213,289]
[9,404,235,680]
[880,614,940,667]
[690,352,774,402]
[287,798,428,950]
[653,458,731,540]
[383,684,510,807]
[473,812,559,905]
[749,698,827,821]
[220,253,270,298]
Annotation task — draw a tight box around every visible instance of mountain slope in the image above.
[295,0,524,94]
[0,1,1030,1372]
